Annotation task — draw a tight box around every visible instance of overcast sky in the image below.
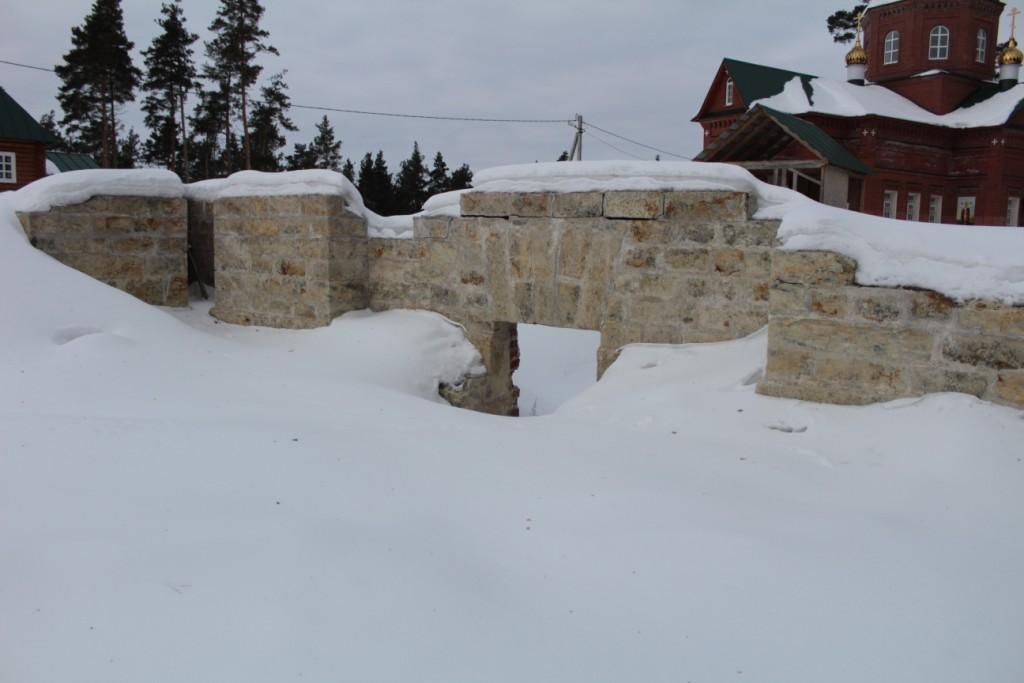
[2,0,855,172]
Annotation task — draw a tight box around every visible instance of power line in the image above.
[292,103,569,125]
[583,120,691,160]
[0,59,56,73]
[586,129,648,160]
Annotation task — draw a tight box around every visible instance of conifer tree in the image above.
[248,72,296,171]
[141,0,199,180]
[341,158,355,182]
[309,116,342,171]
[189,87,227,180]
[55,0,141,167]
[119,128,142,168]
[285,143,316,170]
[448,164,474,191]
[39,112,68,152]
[827,4,868,44]
[204,0,278,170]
[394,142,429,213]
[556,150,570,161]
[357,151,394,214]
[427,151,450,196]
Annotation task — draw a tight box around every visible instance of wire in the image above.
[585,129,648,160]
[583,120,691,160]
[0,59,56,73]
[292,103,569,124]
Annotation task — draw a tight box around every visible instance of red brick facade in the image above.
[0,138,47,192]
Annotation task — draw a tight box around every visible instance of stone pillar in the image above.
[211,194,368,328]
[440,320,520,416]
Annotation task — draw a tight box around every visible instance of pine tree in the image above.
[427,151,450,196]
[285,143,316,170]
[448,164,473,191]
[189,87,230,180]
[39,112,68,152]
[827,4,868,44]
[357,151,393,214]
[341,158,355,182]
[394,142,429,213]
[204,0,278,170]
[118,128,142,168]
[55,0,141,167]
[309,116,342,171]
[556,150,570,161]
[141,0,199,180]
[248,71,296,172]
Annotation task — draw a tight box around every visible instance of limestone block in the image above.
[772,318,934,363]
[551,192,604,218]
[461,192,513,217]
[910,291,956,321]
[722,220,779,247]
[765,346,814,376]
[712,248,745,275]
[942,335,1024,370]
[808,290,848,318]
[413,216,452,239]
[664,247,711,271]
[603,192,663,219]
[958,302,1024,338]
[663,191,749,223]
[908,368,993,399]
[771,250,858,287]
[812,357,905,396]
[853,291,906,324]
[511,193,551,217]
[996,371,1024,406]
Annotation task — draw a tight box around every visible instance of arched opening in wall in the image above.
[514,324,601,416]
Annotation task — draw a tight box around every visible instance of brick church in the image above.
[693,0,1024,226]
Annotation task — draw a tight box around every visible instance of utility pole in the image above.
[568,114,584,161]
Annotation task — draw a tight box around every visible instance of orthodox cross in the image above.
[1011,7,1021,38]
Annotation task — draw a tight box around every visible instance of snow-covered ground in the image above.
[2,178,1024,682]
[516,324,600,416]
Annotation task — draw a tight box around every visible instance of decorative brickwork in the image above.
[17,195,188,307]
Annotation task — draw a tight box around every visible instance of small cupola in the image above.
[846,11,868,85]
[1000,36,1023,91]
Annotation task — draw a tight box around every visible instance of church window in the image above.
[929,26,950,60]
[882,190,898,218]
[725,78,734,107]
[956,196,976,224]
[976,29,988,63]
[906,193,921,221]
[928,195,943,223]
[884,31,900,64]
[1007,196,1020,226]
[0,152,15,183]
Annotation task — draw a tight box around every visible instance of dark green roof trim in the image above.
[758,106,872,175]
[0,87,59,144]
[47,151,99,172]
[723,58,817,106]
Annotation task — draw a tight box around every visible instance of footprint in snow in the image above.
[52,325,105,346]
[767,422,808,434]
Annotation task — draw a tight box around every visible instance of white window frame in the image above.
[976,29,988,64]
[930,26,950,60]
[725,77,735,107]
[956,196,977,224]
[906,192,921,221]
[928,195,943,223]
[0,151,16,184]
[1007,196,1020,226]
[884,31,901,65]
[883,190,898,219]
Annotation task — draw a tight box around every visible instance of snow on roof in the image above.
[757,76,1024,128]
[469,161,1024,305]
[8,169,184,213]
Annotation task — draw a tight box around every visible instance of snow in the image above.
[6,169,184,213]
[758,75,1024,129]
[516,324,600,416]
[1,182,1024,682]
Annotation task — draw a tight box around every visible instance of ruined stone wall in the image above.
[187,198,216,287]
[369,190,779,380]
[17,195,188,307]
[211,195,368,329]
[758,250,1024,409]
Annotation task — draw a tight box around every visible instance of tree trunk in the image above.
[241,85,251,170]
[100,85,111,168]
[179,88,191,183]
[109,85,118,168]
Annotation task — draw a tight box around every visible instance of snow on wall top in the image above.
[758,76,1024,129]
[468,160,1024,305]
[8,169,184,213]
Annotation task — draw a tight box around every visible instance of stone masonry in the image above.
[210,194,368,329]
[758,250,1024,409]
[17,195,188,307]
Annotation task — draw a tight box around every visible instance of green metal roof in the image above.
[47,150,99,172]
[0,87,58,144]
[723,58,817,106]
[759,106,872,175]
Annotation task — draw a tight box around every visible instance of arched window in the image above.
[976,28,988,63]
[884,31,901,64]
[725,77,734,107]
[930,26,950,60]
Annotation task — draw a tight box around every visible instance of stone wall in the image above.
[369,190,779,381]
[211,194,368,329]
[17,195,188,307]
[758,250,1024,409]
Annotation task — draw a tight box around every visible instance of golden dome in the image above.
[846,38,868,66]
[1001,37,1024,65]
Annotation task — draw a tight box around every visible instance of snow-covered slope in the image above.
[2,173,1023,683]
